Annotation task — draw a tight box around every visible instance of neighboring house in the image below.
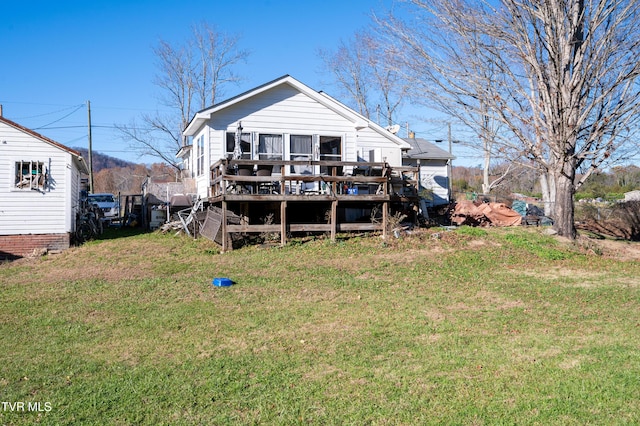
[0,114,88,258]
[402,136,455,206]
[178,75,413,199]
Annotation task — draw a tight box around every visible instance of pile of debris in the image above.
[450,200,554,227]
[576,200,640,240]
[159,204,242,246]
[451,200,523,227]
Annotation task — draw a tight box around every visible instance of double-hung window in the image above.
[15,160,46,190]
[319,136,342,175]
[290,135,313,173]
[258,134,283,160]
[225,132,252,159]
[196,135,205,176]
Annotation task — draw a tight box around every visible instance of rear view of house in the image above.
[177,75,431,250]
[0,113,88,259]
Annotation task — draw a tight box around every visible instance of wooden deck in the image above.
[208,159,419,251]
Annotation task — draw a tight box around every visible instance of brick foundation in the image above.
[0,234,71,259]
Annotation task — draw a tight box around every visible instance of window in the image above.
[226,132,252,159]
[15,160,46,190]
[258,134,283,160]
[290,135,313,160]
[196,135,205,176]
[290,135,313,173]
[319,136,342,174]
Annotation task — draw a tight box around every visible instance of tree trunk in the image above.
[539,171,555,217]
[553,166,577,239]
[482,146,490,195]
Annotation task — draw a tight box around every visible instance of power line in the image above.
[7,103,85,120]
[33,104,86,130]
[0,100,172,115]
[34,124,159,131]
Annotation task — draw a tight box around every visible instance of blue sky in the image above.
[1,0,469,165]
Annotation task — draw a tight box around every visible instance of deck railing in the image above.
[210,159,418,199]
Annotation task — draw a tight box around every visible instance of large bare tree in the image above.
[118,22,248,169]
[380,0,640,238]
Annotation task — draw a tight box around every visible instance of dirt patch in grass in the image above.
[584,237,640,261]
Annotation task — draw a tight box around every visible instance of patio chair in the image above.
[256,164,277,194]
[234,164,254,194]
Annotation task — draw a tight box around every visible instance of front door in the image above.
[319,136,342,175]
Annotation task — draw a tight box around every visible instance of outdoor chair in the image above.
[256,165,277,194]
[234,164,255,194]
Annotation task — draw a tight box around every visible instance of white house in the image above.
[402,137,455,206]
[178,75,413,199]
[0,114,88,258]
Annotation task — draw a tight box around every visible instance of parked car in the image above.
[87,193,120,219]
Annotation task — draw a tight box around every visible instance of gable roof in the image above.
[183,75,411,149]
[0,115,89,174]
[402,137,455,161]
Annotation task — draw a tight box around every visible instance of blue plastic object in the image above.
[213,277,233,287]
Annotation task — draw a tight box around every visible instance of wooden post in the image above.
[383,168,389,239]
[330,199,338,242]
[382,201,389,239]
[280,200,287,247]
[331,165,338,194]
[221,199,228,252]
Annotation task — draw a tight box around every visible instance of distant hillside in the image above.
[73,147,138,173]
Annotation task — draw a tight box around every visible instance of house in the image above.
[179,75,413,197]
[0,113,88,258]
[177,75,446,249]
[402,136,455,206]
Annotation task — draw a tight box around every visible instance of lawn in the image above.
[1,227,639,425]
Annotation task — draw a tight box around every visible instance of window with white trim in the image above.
[290,135,313,161]
[15,160,46,190]
[258,134,283,160]
[196,135,205,176]
[290,135,313,173]
[319,136,342,175]
[226,132,252,159]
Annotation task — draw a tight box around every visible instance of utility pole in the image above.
[447,122,453,202]
[87,100,94,193]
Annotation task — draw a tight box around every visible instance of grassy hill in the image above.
[1,228,639,424]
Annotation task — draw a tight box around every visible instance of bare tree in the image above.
[118,23,248,170]
[318,33,373,118]
[319,30,409,126]
[380,0,640,238]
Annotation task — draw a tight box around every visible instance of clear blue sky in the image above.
[1,0,471,165]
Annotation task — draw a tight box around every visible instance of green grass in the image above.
[1,228,639,425]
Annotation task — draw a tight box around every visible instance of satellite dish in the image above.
[386,124,401,134]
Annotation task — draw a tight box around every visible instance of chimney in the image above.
[0,105,3,117]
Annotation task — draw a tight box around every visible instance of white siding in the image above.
[206,85,402,165]
[68,159,83,232]
[354,129,403,166]
[403,158,450,206]
[192,127,211,200]
[0,121,76,234]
